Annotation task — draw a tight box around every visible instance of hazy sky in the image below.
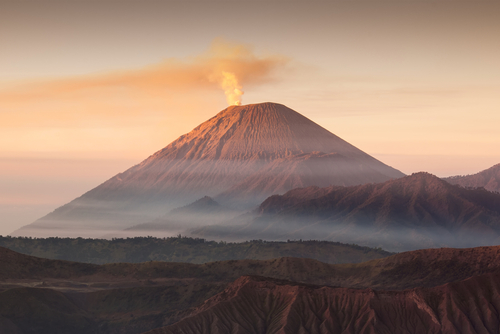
[1,0,499,235]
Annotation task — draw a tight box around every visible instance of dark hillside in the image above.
[0,236,391,265]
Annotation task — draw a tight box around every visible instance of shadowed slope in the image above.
[0,246,99,280]
[14,102,403,237]
[0,288,98,334]
[4,245,500,291]
[0,237,391,265]
[4,246,500,333]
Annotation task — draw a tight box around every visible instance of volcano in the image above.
[14,102,404,237]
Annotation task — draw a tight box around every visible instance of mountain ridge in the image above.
[444,163,500,193]
[193,172,500,250]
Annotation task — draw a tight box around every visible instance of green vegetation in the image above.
[0,235,392,264]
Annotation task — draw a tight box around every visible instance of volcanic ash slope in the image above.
[15,102,403,237]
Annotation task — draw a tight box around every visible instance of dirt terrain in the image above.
[3,245,500,333]
[147,274,500,334]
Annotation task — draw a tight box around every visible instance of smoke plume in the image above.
[0,39,287,107]
[0,39,289,159]
[220,72,244,105]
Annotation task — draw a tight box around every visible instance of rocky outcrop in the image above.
[147,274,500,334]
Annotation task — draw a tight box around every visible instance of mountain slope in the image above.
[444,163,500,193]
[14,102,403,237]
[0,246,99,280]
[146,274,500,334]
[193,172,500,251]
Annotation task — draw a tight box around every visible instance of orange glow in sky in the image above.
[1,0,499,234]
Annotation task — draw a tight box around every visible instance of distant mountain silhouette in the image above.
[170,196,221,214]
[444,163,500,193]
[193,173,500,251]
[14,102,403,237]
[123,196,238,237]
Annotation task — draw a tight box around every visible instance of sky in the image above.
[1,0,499,235]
